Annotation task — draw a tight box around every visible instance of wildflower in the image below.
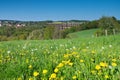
[112,58,116,62]
[68,62,73,66]
[72,52,78,55]
[91,70,96,74]
[17,77,22,80]
[112,62,117,67]
[98,70,102,75]
[95,65,101,70]
[80,59,84,63]
[28,65,32,69]
[100,62,108,67]
[105,75,109,79]
[91,50,95,54]
[62,60,70,64]
[42,69,48,74]
[109,45,112,48]
[50,73,56,79]
[64,54,69,58]
[72,76,77,79]
[73,46,76,50]
[76,55,80,58]
[7,51,10,54]
[33,71,39,77]
[57,63,64,68]
[60,76,64,80]
[0,60,2,63]
[82,49,87,52]
[26,59,29,63]
[109,66,112,69]
[54,68,59,73]
[29,77,33,80]
[102,47,105,50]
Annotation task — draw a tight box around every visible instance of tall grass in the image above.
[0,34,120,80]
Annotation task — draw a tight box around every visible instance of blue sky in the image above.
[0,0,120,21]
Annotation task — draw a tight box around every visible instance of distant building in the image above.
[48,22,84,30]
[16,23,26,28]
[0,21,2,27]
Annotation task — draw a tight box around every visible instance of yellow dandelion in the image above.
[82,49,87,52]
[112,58,116,62]
[0,60,2,63]
[26,59,29,63]
[42,69,48,74]
[68,62,73,66]
[72,76,77,79]
[54,68,59,73]
[76,55,80,58]
[91,70,96,74]
[64,54,69,58]
[29,77,33,80]
[17,77,22,80]
[33,71,39,77]
[91,50,96,54]
[60,76,64,80]
[112,62,117,67]
[50,73,56,79]
[100,62,108,67]
[98,70,102,75]
[57,63,64,68]
[105,75,109,79]
[28,65,32,69]
[80,59,84,63]
[95,65,101,70]
[72,52,78,55]
[62,60,70,64]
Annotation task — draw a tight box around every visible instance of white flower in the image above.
[73,46,76,49]
[86,47,89,49]
[7,51,10,54]
[102,47,105,50]
[109,66,112,69]
[109,45,112,48]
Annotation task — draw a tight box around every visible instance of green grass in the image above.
[67,29,98,38]
[0,33,120,80]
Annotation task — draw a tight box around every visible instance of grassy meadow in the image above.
[67,29,98,38]
[0,30,120,80]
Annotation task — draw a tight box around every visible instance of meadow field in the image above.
[0,30,120,80]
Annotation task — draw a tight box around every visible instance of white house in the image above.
[0,21,1,27]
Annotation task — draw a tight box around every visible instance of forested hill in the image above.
[0,16,120,41]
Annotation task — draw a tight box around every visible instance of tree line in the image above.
[0,16,120,41]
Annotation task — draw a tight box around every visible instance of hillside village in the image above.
[0,16,120,41]
[0,20,87,30]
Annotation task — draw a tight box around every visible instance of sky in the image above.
[0,0,120,21]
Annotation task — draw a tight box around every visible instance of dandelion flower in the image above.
[54,68,59,73]
[112,58,116,62]
[72,76,77,79]
[112,62,117,67]
[68,62,73,66]
[91,70,96,74]
[33,71,39,77]
[28,65,32,69]
[17,77,22,80]
[95,65,101,70]
[29,77,33,80]
[50,73,56,79]
[105,75,109,79]
[42,69,48,74]
[80,59,84,63]
[100,62,108,67]
[91,50,96,54]
[57,63,64,68]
